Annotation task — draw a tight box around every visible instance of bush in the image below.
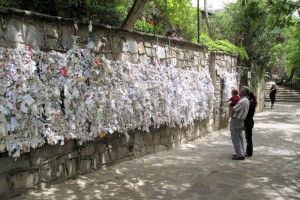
[200,34,249,60]
[133,20,163,35]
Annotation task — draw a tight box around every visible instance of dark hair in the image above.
[247,91,257,107]
[231,89,238,96]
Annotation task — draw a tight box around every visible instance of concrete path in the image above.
[12,102,300,200]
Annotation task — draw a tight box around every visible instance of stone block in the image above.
[100,151,111,165]
[132,53,139,63]
[172,131,180,143]
[5,18,23,43]
[10,169,39,195]
[138,42,145,54]
[39,162,54,181]
[112,35,121,43]
[52,145,64,156]
[30,145,54,165]
[92,156,99,169]
[156,46,165,59]
[96,142,106,153]
[127,38,138,53]
[79,159,92,172]
[56,149,79,165]
[139,54,152,65]
[121,40,128,52]
[61,25,73,49]
[177,51,184,60]
[0,153,31,174]
[153,131,161,145]
[115,155,131,164]
[24,23,44,47]
[50,176,66,185]
[142,132,154,145]
[80,144,96,157]
[193,57,199,65]
[66,159,78,178]
[116,52,128,61]
[145,47,154,56]
[144,42,152,47]
[55,163,65,178]
[0,176,11,200]
[184,52,192,61]
[117,146,129,159]
[134,132,145,151]
[108,146,117,162]
[112,41,122,53]
[155,144,167,152]
[181,138,188,144]
[144,144,155,154]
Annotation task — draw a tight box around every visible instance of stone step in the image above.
[265,99,300,102]
[265,83,300,102]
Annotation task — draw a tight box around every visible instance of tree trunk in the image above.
[287,66,297,82]
[204,0,212,38]
[121,0,148,30]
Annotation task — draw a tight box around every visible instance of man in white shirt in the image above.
[229,86,250,160]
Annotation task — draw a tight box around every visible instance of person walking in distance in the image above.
[269,84,277,109]
[244,92,257,157]
[229,86,250,160]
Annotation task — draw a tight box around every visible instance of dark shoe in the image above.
[245,154,252,157]
[232,156,245,160]
[232,154,237,157]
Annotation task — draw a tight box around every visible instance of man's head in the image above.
[239,86,249,97]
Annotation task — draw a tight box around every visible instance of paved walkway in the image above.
[12,102,300,200]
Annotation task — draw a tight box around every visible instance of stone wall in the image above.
[0,120,210,199]
[0,7,243,199]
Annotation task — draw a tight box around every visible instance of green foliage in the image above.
[200,34,249,60]
[0,0,57,15]
[268,0,300,28]
[133,20,163,34]
[141,0,202,39]
[281,20,300,80]
[0,0,133,26]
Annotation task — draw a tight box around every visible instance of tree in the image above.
[121,0,148,30]
[0,0,133,26]
[204,0,212,38]
[282,22,300,81]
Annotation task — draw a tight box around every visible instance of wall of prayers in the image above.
[0,7,242,199]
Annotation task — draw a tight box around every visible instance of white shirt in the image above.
[232,96,250,120]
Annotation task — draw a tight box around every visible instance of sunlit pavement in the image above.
[12,102,300,200]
